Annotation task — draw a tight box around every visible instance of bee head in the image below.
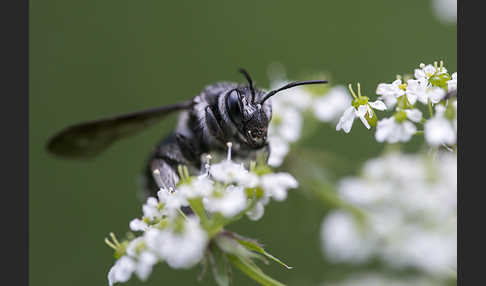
[226,68,328,148]
[225,75,269,148]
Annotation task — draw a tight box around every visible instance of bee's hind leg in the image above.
[145,158,194,215]
[150,158,180,192]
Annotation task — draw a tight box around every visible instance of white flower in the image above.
[414,64,437,81]
[134,251,158,281]
[320,211,375,263]
[447,72,457,92]
[260,173,298,201]
[337,178,390,206]
[129,218,148,232]
[145,218,208,269]
[269,106,303,142]
[203,185,247,217]
[406,79,446,105]
[209,160,258,187]
[376,79,405,108]
[414,63,447,81]
[322,273,436,286]
[157,188,188,214]
[428,87,446,104]
[125,238,158,281]
[142,197,162,220]
[375,117,417,143]
[313,85,352,122]
[108,256,136,286]
[177,176,213,199]
[405,78,428,105]
[320,151,457,276]
[336,100,386,133]
[374,108,421,144]
[432,0,457,24]
[424,106,456,146]
[267,135,290,167]
[404,109,423,123]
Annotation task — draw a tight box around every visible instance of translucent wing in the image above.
[46,100,194,158]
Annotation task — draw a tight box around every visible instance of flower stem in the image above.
[428,99,434,118]
[227,254,286,286]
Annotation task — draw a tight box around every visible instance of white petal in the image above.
[203,185,247,217]
[336,107,356,133]
[135,252,158,281]
[356,106,371,130]
[425,116,456,146]
[428,87,446,104]
[355,105,368,117]
[261,173,298,201]
[405,109,423,123]
[375,117,396,142]
[267,136,289,167]
[399,121,417,142]
[369,100,387,111]
[108,257,136,286]
[312,85,352,122]
[129,219,148,232]
[246,201,265,221]
[414,68,426,80]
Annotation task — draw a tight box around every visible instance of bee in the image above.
[47,69,327,197]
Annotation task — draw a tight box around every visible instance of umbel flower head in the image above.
[344,60,457,148]
[105,142,298,285]
[321,151,457,278]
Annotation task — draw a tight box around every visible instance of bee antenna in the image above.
[238,68,256,103]
[260,80,328,104]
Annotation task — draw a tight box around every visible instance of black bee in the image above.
[47,69,327,197]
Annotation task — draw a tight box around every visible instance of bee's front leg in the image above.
[205,106,226,142]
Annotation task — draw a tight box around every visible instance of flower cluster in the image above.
[336,61,457,148]
[320,151,456,279]
[322,272,440,286]
[267,75,352,167]
[105,143,297,286]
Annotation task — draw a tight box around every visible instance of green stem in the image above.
[227,254,286,286]
[188,198,211,231]
[428,99,434,118]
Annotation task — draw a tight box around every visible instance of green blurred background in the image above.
[30,0,456,285]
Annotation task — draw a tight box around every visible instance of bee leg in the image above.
[205,106,226,142]
[150,158,179,191]
[149,158,194,215]
[175,133,199,164]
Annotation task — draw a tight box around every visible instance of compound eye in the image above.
[226,89,243,126]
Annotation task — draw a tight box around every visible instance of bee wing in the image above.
[46,100,194,158]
